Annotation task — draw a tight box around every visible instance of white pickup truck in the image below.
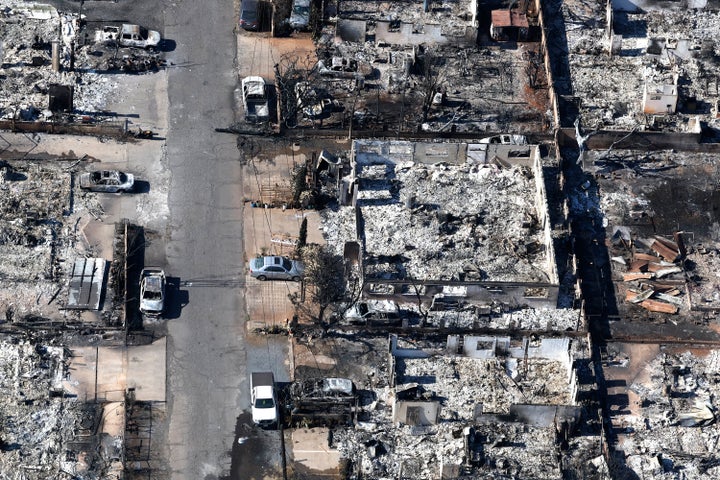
[251,372,278,428]
[95,24,161,49]
[242,76,270,123]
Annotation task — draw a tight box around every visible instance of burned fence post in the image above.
[51,39,61,72]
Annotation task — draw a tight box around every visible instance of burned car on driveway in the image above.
[79,170,134,193]
[242,76,270,123]
[140,268,166,317]
[95,24,161,49]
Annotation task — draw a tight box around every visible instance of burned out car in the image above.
[343,300,401,326]
[241,76,270,122]
[289,0,310,30]
[79,170,134,193]
[95,24,161,49]
[139,268,166,317]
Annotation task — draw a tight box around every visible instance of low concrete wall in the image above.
[0,119,127,137]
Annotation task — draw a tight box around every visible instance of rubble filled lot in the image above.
[0,3,109,118]
[611,346,720,479]
[0,1,162,122]
[324,334,602,479]
[584,149,720,323]
[557,0,720,131]
[0,158,107,321]
[0,340,117,478]
[333,418,605,479]
[423,305,582,330]
[397,354,572,417]
[337,0,476,38]
[291,39,550,133]
[321,140,555,283]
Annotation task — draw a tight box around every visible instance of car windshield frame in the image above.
[254,398,275,409]
[282,258,292,271]
[241,9,257,21]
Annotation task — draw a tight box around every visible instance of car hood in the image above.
[78,173,92,188]
[289,12,309,27]
[141,298,163,313]
[252,406,277,422]
[123,173,135,188]
[147,30,161,46]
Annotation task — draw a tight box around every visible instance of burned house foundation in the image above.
[323,334,604,479]
[318,139,569,332]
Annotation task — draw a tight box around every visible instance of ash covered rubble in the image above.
[337,0,477,39]
[556,0,720,132]
[299,40,550,133]
[0,157,122,327]
[614,349,720,478]
[316,139,582,332]
[282,0,550,133]
[0,3,111,119]
[322,140,555,283]
[327,334,604,479]
[0,340,118,478]
[0,155,155,479]
[583,149,720,323]
[422,303,581,331]
[0,1,162,123]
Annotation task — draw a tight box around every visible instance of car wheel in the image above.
[291,276,301,282]
[257,275,267,281]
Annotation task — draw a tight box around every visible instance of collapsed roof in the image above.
[577,149,720,336]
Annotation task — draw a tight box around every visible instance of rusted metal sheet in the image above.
[654,235,680,253]
[626,289,654,304]
[623,272,653,282]
[640,298,678,314]
[650,239,679,262]
[628,260,649,272]
[634,252,660,262]
[491,9,529,28]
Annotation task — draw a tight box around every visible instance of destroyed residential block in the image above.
[324,140,560,309]
[330,335,600,479]
[607,347,720,477]
[561,1,716,132]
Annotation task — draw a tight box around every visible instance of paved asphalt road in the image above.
[160,1,251,479]
[45,1,289,477]
[163,3,288,480]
